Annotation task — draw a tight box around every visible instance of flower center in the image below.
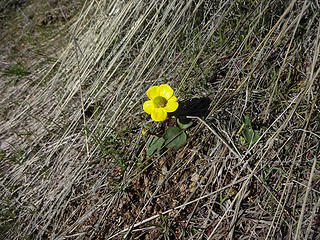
[153,96,167,108]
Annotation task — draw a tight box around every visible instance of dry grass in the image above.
[1,0,320,239]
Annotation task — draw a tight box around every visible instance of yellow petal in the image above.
[146,86,160,100]
[159,84,173,100]
[164,97,179,112]
[151,108,167,121]
[169,96,177,102]
[143,100,155,114]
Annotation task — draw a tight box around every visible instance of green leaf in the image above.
[244,114,252,127]
[240,115,261,147]
[243,128,260,146]
[177,118,193,129]
[243,128,253,142]
[146,136,165,156]
[143,123,153,130]
[239,135,246,146]
[253,130,261,143]
[146,135,154,148]
[164,126,187,149]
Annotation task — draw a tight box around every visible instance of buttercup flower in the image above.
[143,84,179,121]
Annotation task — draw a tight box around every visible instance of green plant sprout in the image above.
[2,63,30,77]
[144,120,192,156]
[237,114,261,147]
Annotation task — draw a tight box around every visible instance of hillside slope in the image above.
[1,0,320,239]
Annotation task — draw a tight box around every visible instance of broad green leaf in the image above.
[177,118,193,129]
[164,126,187,149]
[146,136,165,156]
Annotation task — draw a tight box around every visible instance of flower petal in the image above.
[143,100,155,114]
[146,86,160,100]
[164,97,179,112]
[159,84,173,100]
[151,108,167,121]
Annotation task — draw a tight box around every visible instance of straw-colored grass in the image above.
[1,0,319,239]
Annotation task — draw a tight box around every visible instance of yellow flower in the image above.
[143,84,179,121]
